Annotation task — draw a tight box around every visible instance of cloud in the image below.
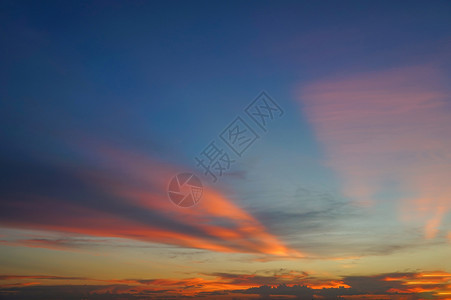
[231,271,451,299]
[0,275,86,281]
[0,142,299,257]
[1,270,450,299]
[299,65,451,239]
[0,237,115,251]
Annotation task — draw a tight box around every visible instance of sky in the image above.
[0,0,451,299]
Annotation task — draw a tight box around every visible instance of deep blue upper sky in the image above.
[2,1,450,166]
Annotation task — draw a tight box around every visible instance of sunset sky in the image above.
[1,1,451,299]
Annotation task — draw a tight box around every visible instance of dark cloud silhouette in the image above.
[1,270,446,299]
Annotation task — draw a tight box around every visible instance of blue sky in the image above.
[1,1,451,299]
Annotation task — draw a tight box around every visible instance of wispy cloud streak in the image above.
[300,65,451,238]
[0,142,299,257]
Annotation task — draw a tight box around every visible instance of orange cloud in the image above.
[0,271,348,296]
[82,143,301,257]
[0,142,300,258]
[383,271,451,298]
[2,270,449,299]
[299,65,451,238]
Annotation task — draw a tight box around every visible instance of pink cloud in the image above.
[299,65,451,238]
[0,142,300,257]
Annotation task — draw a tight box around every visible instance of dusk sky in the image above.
[1,1,451,299]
